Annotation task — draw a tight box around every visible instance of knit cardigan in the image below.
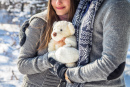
[17,0,130,87]
[18,11,61,87]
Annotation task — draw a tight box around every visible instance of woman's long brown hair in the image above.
[38,0,79,51]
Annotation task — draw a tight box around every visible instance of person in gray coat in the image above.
[48,0,130,87]
[18,0,130,87]
[17,0,79,87]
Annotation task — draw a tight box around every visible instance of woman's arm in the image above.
[66,1,130,83]
[17,18,52,75]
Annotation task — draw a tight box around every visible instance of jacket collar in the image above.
[29,10,47,23]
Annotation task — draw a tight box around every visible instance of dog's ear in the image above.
[53,21,58,29]
[67,22,75,35]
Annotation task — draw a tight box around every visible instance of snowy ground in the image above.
[0,9,130,87]
[0,22,23,87]
[0,9,27,87]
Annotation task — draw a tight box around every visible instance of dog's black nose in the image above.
[53,32,57,37]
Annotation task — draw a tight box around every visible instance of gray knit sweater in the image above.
[18,0,130,87]
[66,0,130,87]
[18,12,61,86]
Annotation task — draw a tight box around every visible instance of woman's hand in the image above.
[48,58,67,80]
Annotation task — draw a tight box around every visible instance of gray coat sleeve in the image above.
[17,18,52,75]
[66,1,130,83]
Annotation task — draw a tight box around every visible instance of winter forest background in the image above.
[0,0,130,87]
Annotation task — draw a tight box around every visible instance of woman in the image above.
[18,0,79,87]
[49,0,130,87]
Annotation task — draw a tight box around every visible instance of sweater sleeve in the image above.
[66,1,130,83]
[17,18,52,75]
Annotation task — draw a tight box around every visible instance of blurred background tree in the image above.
[0,0,48,16]
[0,0,48,25]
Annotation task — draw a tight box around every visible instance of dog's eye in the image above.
[60,29,63,31]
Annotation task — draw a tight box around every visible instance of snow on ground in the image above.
[0,9,130,87]
[0,24,23,87]
[0,9,26,87]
